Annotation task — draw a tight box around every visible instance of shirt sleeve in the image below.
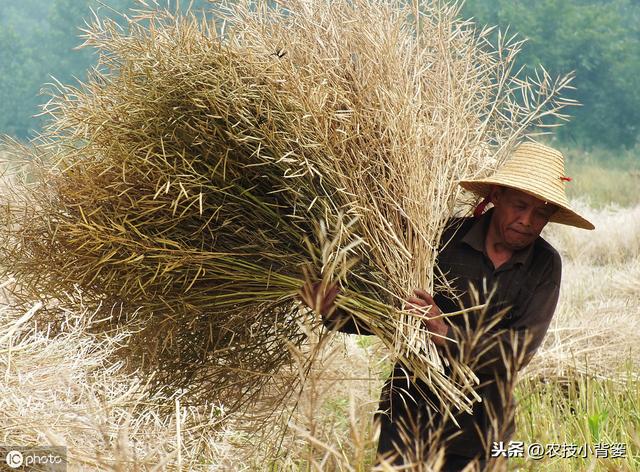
[444,253,562,377]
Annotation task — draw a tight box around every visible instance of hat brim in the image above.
[459,179,595,230]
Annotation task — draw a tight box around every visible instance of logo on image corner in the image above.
[5,450,24,469]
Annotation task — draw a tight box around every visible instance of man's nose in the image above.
[519,209,533,227]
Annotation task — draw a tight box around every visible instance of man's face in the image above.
[489,186,557,250]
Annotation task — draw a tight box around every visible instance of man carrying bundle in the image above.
[299,142,594,470]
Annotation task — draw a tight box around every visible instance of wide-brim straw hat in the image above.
[459,141,595,230]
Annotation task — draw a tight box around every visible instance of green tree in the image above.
[0,21,45,138]
[0,0,216,140]
[464,0,640,149]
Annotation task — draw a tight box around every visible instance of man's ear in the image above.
[488,185,503,204]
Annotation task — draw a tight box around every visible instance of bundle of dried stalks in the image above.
[0,0,574,415]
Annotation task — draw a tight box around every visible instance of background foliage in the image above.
[463,0,640,150]
[0,0,211,139]
[0,0,639,150]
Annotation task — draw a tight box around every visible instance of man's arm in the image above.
[444,273,561,377]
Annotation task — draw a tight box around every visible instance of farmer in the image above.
[298,142,594,470]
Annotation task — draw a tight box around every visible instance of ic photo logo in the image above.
[1,446,67,471]
[5,450,23,469]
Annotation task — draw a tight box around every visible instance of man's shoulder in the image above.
[534,235,561,263]
[533,234,562,281]
[441,215,475,243]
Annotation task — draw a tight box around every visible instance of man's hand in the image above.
[298,280,340,317]
[406,288,449,347]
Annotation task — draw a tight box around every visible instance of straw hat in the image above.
[460,141,595,230]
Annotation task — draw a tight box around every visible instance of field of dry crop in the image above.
[1,165,639,471]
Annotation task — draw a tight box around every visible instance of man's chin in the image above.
[506,236,534,250]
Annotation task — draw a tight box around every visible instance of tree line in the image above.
[1,0,638,151]
[0,0,211,140]
[463,0,640,150]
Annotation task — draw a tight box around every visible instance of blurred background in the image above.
[0,2,638,470]
[1,0,638,207]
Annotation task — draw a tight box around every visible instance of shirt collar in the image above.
[461,208,535,267]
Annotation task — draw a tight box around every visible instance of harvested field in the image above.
[0,1,637,471]
[1,203,638,471]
